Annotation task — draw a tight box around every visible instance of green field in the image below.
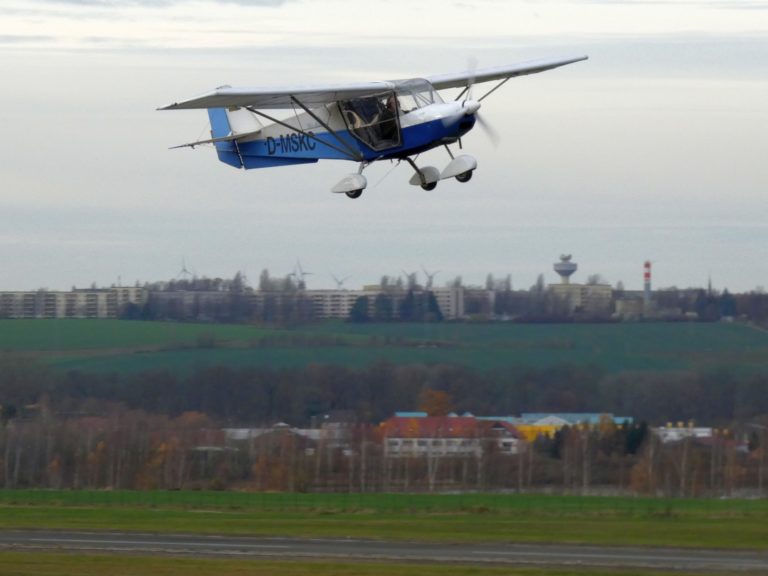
[4,489,767,516]
[1,491,766,550]
[2,319,767,375]
[0,553,733,576]
[2,492,766,575]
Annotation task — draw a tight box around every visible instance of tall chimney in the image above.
[643,261,652,308]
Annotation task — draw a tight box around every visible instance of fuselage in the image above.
[212,81,479,170]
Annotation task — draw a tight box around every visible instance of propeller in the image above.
[466,55,478,100]
[455,57,500,148]
[475,113,500,147]
[455,56,479,105]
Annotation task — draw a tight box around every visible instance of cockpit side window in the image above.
[340,92,401,151]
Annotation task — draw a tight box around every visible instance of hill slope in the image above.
[1,319,767,375]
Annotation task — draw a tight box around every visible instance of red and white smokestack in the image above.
[643,261,652,306]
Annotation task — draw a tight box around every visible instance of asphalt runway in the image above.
[1,530,767,572]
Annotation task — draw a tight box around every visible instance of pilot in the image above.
[385,94,399,115]
[379,94,399,141]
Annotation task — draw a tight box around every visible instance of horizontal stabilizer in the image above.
[169,129,263,150]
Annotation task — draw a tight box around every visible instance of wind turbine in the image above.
[401,270,419,291]
[176,258,195,281]
[422,266,440,290]
[331,274,350,290]
[289,260,312,290]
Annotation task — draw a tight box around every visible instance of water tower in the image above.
[553,254,578,285]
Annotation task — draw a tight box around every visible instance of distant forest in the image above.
[3,357,768,427]
[2,356,767,494]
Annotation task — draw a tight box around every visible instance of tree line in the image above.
[3,357,768,430]
[1,400,763,497]
[2,356,767,494]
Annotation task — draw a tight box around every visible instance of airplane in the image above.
[160,55,587,199]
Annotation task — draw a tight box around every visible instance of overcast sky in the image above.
[1,0,767,292]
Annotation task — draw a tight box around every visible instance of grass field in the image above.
[2,319,768,375]
[3,489,767,516]
[0,319,342,352]
[0,491,766,550]
[0,553,739,576]
[2,492,766,575]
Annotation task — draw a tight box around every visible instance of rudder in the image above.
[207,108,242,168]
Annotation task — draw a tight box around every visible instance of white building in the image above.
[306,289,379,319]
[549,282,613,316]
[304,285,465,320]
[653,425,713,443]
[0,287,146,319]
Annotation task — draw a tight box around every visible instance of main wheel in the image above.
[421,182,437,191]
[345,190,363,199]
[455,170,473,183]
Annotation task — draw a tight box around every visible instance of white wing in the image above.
[159,81,395,110]
[426,55,588,91]
[160,55,587,111]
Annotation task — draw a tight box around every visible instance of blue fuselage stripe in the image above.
[233,116,475,168]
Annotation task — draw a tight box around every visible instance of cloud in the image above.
[39,0,291,6]
[38,0,172,5]
[567,0,768,5]
[0,34,55,43]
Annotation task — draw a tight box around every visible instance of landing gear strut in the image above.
[406,157,440,191]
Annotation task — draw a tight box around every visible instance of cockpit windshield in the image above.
[394,79,443,113]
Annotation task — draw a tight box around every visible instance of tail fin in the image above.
[207,108,242,168]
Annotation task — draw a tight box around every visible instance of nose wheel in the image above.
[345,190,363,199]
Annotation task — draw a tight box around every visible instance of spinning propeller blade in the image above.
[466,56,478,101]
[475,113,500,148]
[456,57,500,148]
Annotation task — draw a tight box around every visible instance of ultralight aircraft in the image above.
[160,55,587,199]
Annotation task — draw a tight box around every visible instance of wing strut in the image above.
[245,100,363,162]
[453,77,510,103]
[478,77,511,102]
[289,96,364,162]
